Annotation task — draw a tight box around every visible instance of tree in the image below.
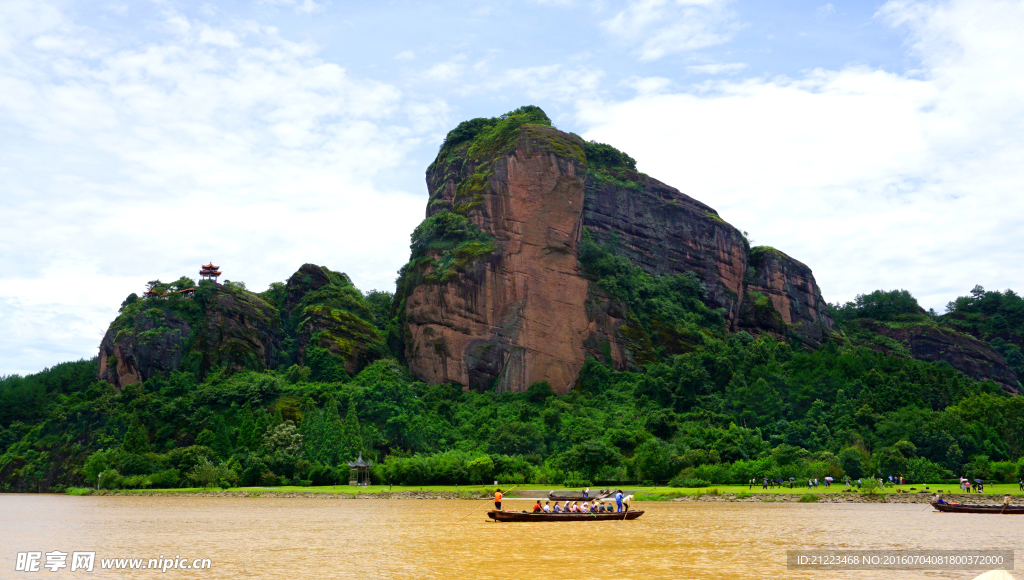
[83,449,116,488]
[557,439,621,481]
[466,455,494,484]
[122,415,150,454]
[340,401,363,462]
[188,458,220,489]
[838,447,866,479]
[238,402,257,451]
[212,417,233,458]
[632,438,676,483]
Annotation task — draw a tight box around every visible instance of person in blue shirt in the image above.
[615,490,624,513]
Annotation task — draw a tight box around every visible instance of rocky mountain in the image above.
[97,264,382,390]
[397,107,834,394]
[96,107,1020,397]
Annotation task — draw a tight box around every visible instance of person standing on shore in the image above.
[494,489,502,511]
[1019,478,1023,491]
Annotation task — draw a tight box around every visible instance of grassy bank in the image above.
[61,483,1024,498]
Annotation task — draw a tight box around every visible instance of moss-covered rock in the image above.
[282,264,384,376]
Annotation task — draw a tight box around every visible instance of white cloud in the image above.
[477,65,604,102]
[601,0,740,61]
[579,0,1024,312]
[686,62,748,74]
[0,5,429,374]
[394,50,415,61]
[259,0,328,15]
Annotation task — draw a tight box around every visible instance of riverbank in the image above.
[59,483,1024,502]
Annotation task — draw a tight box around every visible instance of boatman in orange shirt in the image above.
[494,488,502,510]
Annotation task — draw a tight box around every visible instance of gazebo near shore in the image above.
[347,454,372,486]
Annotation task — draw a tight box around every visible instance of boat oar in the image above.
[454,485,518,524]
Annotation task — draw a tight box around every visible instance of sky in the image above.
[1,0,1023,375]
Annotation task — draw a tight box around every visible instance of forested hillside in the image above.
[2,272,1021,491]
[1,107,1021,492]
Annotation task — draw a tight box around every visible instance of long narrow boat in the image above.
[488,510,644,522]
[932,502,1024,514]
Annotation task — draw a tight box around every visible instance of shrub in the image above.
[799,493,819,503]
[669,476,712,488]
[860,478,882,496]
[97,469,123,490]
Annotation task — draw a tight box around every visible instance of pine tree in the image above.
[212,416,233,459]
[253,409,272,452]
[339,400,363,463]
[299,401,325,464]
[122,415,150,454]
[238,402,256,451]
[322,398,344,466]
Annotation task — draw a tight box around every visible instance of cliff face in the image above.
[405,124,615,392]
[582,171,834,346]
[284,263,384,376]
[857,320,1020,395]
[98,308,191,391]
[191,286,281,374]
[98,264,383,390]
[403,115,834,394]
[98,284,280,391]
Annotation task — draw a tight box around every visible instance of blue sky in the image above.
[2,0,1023,375]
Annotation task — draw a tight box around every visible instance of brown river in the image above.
[2,495,1022,579]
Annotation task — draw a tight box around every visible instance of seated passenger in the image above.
[569,502,578,513]
[542,501,551,513]
[553,503,562,513]
[580,502,589,513]
[533,501,542,513]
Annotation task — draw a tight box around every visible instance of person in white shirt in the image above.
[542,501,552,513]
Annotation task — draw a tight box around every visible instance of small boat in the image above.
[488,510,644,522]
[547,490,613,501]
[932,502,1024,514]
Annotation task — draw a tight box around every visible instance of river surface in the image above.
[1,495,1022,579]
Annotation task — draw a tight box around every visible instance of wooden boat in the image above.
[488,510,644,522]
[932,502,1024,514]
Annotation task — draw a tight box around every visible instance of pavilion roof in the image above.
[347,453,372,468]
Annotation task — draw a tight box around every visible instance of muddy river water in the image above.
[1,495,1021,579]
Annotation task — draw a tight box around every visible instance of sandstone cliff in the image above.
[401,108,835,394]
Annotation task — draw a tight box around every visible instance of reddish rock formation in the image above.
[405,125,618,392]
[403,122,835,393]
